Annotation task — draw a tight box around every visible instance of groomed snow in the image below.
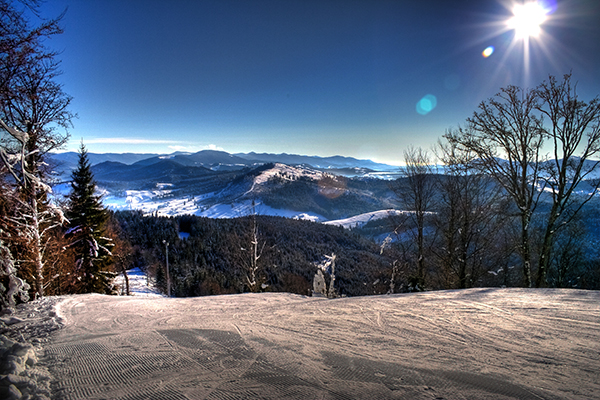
[4,288,595,399]
[0,296,63,400]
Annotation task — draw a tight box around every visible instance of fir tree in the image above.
[65,142,115,293]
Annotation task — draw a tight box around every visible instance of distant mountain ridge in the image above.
[133,150,250,168]
[234,152,395,171]
[92,159,214,183]
[50,150,399,174]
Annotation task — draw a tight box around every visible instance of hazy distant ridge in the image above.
[50,150,399,173]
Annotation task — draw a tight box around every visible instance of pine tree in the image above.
[65,142,115,293]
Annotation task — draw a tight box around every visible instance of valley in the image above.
[51,150,403,221]
[49,149,600,293]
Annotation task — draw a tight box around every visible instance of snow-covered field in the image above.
[195,200,324,221]
[324,209,411,229]
[103,190,326,221]
[251,163,324,187]
[99,163,332,219]
[3,286,599,399]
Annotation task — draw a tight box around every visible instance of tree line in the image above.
[387,74,600,290]
[1,1,120,309]
[113,211,401,297]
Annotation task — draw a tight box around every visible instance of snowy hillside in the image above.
[99,163,332,220]
[324,209,410,229]
[250,163,324,188]
[96,160,398,221]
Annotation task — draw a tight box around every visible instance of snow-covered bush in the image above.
[313,253,337,298]
[0,236,29,310]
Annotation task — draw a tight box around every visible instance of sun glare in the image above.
[507,2,548,39]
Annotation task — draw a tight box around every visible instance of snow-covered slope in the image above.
[104,188,326,221]
[251,163,323,188]
[195,199,324,221]
[100,163,339,220]
[11,289,597,399]
[324,209,408,229]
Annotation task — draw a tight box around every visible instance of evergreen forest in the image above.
[112,211,401,297]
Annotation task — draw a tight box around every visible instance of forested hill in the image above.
[114,211,401,297]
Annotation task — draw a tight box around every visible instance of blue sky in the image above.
[38,0,600,165]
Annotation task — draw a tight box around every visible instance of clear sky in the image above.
[37,0,600,165]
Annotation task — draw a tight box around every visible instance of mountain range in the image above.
[49,150,598,229]
[50,150,398,175]
[48,150,402,222]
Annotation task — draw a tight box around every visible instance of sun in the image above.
[468,0,561,88]
[507,2,548,39]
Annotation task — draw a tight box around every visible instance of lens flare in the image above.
[416,94,437,115]
[482,46,495,57]
[507,1,548,39]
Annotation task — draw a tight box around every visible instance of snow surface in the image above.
[5,288,597,399]
[324,209,410,229]
[0,297,63,400]
[102,188,327,221]
[195,199,325,221]
[114,267,163,297]
[251,163,324,188]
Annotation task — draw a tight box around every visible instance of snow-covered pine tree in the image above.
[65,142,115,294]
[0,232,30,310]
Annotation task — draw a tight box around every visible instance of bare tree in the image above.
[325,253,337,298]
[534,74,600,286]
[547,220,585,288]
[0,1,73,297]
[444,85,545,287]
[434,138,507,289]
[239,201,267,292]
[445,75,600,287]
[108,216,133,296]
[379,225,412,293]
[390,146,436,288]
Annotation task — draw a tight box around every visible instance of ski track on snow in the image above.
[31,287,600,400]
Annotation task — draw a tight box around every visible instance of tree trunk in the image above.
[416,213,425,287]
[328,256,336,298]
[31,196,44,298]
[122,266,130,295]
[536,205,559,288]
[521,213,532,288]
